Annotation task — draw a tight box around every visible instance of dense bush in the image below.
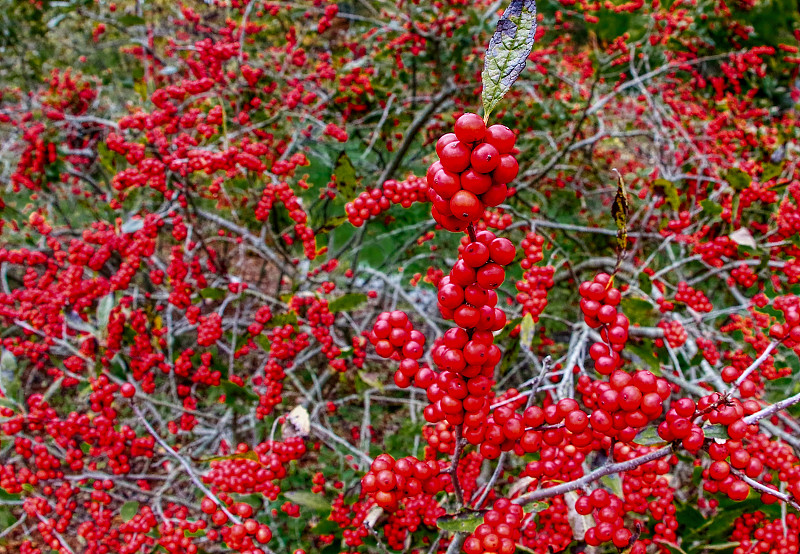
[2,0,800,553]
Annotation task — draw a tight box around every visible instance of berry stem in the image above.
[447,423,467,508]
[467,222,477,242]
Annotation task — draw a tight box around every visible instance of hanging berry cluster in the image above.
[427,114,519,232]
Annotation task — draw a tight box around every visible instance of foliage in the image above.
[1,0,800,553]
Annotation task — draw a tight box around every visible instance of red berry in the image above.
[489,237,516,265]
[491,154,519,184]
[454,113,486,144]
[470,143,500,173]
[485,124,516,153]
[450,190,483,221]
[477,263,505,289]
[481,183,507,207]
[439,140,471,172]
[435,133,458,157]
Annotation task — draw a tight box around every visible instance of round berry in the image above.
[470,143,501,173]
[485,124,515,153]
[440,140,471,173]
[454,113,486,144]
[450,190,483,221]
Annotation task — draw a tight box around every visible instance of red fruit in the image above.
[491,154,519,184]
[451,259,477,286]
[431,191,453,216]
[433,169,461,199]
[463,341,487,365]
[454,113,486,143]
[444,327,469,348]
[450,190,483,221]
[375,340,394,358]
[481,182,508,205]
[612,528,632,548]
[491,308,507,331]
[440,141,471,172]
[461,169,493,195]
[489,237,516,265]
[565,410,589,433]
[402,341,423,359]
[415,367,435,388]
[462,241,491,267]
[389,310,408,327]
[477,263,505,289]
[619,386,643,411]
[426,161,443,186]
[485,124,515,153]
[454,305,481,328]
[120,383,135,398]
[435,133,458,158]
[464,283,489,306]
[470,143,500,173]
[709,460,730,481]
[727,480,750,501]
[200,497,216,514]
[438,283,464,309]
[503,418,524,440]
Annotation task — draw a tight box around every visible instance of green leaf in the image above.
[436,511,485,533]
[481,0,538,119]
[724,168,751,191]
[600,474,623,498]
[761,163,783,182]
[611,171,629,252]
[657,541,689,554]
[701,199,723,220]
[120,501,139,522]
[199,288,227,300]
[358,371,385,392]
[284,491,331,512]
[634,426,667,446]
[195,450,260,463]
[620,297,656,327]
[653,179,680,211]
[333,152,358,202]
[1,349,17,373]
[96,294,114,330]
[702,424,729,440]
[267,312,298,328]
[522,501,548,514]
[118,14,146,26]
[0,488,21,501]
[328,293,367,313]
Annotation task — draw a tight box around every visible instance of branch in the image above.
[131,404,242,524]
[512,445,673,505]
[731,340,781,390]
[377,85,455,186]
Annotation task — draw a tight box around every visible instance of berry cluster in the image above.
[345,176,429,227]
[367,310,426,362]
[578,370,671,443]
[675,281,713,313]
[574,490,636,549]
[360,454,450,511]
[463,498,524,554]
[515,231,555,321]
[656,397,705,451]
[656,319,688,348]
[437,231,514,330]
[579,274,628,375]
[426,113,518,232]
